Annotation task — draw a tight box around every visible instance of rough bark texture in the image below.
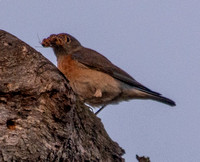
[136,155,150,162]
[0,30,125,161]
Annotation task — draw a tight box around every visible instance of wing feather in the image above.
[71,47,160,96]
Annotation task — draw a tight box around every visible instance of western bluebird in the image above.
[42,33,175,114]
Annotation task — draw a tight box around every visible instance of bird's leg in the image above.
[95,105,106,115]
[89,106,94,113]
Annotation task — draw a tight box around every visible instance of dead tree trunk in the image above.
[0,30,125,161]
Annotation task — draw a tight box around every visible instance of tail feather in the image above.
[150,94,176,106]
[132,87,176,106]
[123,88,176,106]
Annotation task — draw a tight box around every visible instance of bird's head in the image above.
[42,33,81,55]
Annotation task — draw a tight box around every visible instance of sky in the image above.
[1,1,200,161]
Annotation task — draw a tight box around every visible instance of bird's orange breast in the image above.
[57,54,122,106]
[57,54,92,82]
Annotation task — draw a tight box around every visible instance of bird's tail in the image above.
[149,94,176,106]
[126,88,176,106]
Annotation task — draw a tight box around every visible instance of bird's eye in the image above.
[66,36,71,43]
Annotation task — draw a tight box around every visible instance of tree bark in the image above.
[136,155,150,162]
[0,30,125,161]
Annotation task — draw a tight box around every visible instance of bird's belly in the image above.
[57,55,121,107]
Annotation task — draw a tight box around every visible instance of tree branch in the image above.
[0,30,125,161]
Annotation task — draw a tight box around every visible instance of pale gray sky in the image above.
[1,1,200,161]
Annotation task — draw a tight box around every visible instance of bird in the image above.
[41,33,176,114]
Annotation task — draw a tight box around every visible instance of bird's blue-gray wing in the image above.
[71,48,160,96]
